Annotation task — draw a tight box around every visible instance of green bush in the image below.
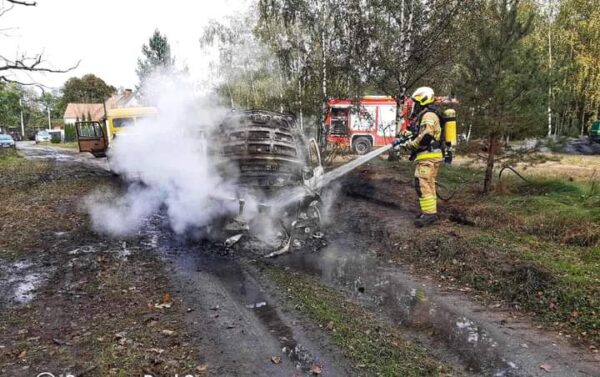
[64,124,77,142]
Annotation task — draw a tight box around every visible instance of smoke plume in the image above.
[85,73,238,237]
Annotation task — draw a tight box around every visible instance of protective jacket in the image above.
[406,110,443,161]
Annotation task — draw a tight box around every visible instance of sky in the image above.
[1,0,249,91]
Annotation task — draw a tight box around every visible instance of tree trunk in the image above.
[298,79,303,132]
[466,123,472,142]
[483,133,497,193]
[580,103,586,136]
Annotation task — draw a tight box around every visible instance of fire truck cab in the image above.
[324,96,401,155]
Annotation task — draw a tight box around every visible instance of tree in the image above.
[453,0,542,192]
[0,0,78,86]
[0,83,22,129]
[61,74,116,105]
[0,83,49,133]
[200,9,285,111]
[254,0,480,139]
[136,29,175,93]
[545,0,600,137]
[41,91,63,120]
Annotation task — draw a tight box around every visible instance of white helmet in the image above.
[411,87,435,106]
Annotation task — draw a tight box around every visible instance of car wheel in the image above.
[352,137,372,155]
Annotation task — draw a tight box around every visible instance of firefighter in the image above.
[394,87,443,227]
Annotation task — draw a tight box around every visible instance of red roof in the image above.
[63,103,105,121]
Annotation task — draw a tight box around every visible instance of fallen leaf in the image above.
[571,309,579,318]
[540,363,552,373]
[310,364,322,375]
[161,292,171,304]
[271,356,282,364]
[149,348,164,354]
[17,350,26,359]
[161,329,175,336]
[196,364,208,373]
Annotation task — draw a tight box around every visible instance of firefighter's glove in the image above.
[399,130,413,138]
[392,138,408,150]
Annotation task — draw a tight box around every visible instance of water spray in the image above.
[318,145,393,188]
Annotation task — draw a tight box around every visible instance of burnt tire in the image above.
[353,136,372,155]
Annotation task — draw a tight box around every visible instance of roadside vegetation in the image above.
[261,264,457,377]
[376,157,600,347]
[0,153,198,376]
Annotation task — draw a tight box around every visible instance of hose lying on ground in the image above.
[435,181,457,201]
[498,166,531,184]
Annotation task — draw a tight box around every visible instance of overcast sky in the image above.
[1,0,249,91]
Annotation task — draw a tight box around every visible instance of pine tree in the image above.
[136,29,175,96]
[455,0,541,192]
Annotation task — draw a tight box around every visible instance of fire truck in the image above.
[324,96,400,155]
[324,95,458,154]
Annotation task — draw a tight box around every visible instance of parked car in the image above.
[0,134,16,148]
[35,130,52,143]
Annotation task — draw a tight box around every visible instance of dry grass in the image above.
[356,158,600,345]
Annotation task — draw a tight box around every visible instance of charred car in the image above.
[214,110,324,256]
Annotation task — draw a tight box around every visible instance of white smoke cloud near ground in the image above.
[85,73,238,237]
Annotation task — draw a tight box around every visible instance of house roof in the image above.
[63,103,106,121]
[106,90,138,109]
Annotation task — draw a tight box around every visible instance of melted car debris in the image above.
[212,110,325,257]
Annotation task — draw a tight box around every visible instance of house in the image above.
[62,89,139,126]
[63,103,106,125]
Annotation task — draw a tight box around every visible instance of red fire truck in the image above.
[324,95,457,154]
[324,96,403,155]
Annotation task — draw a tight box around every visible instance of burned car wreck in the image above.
[212,110,324,257]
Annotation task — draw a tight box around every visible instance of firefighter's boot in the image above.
[414,214,438,228]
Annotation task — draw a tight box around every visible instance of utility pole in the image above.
[19,98,25,140]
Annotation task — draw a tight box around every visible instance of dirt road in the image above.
[2,146,598,376]
[16,141,110,171]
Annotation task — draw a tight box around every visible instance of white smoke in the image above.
[85,73,238,237]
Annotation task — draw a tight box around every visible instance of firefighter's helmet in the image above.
[411,87,435,106]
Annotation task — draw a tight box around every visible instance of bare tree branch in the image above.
[0,53,80,73]
[0,1,80,86]
[0,4,15,17]
[6,0,37,6]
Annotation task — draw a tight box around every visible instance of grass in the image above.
[0,148,22,165]
[388,160,600,344]
[0,151,105,258]
[262,264,457,377]
[471,176,600,246]
[52,141,80,149]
